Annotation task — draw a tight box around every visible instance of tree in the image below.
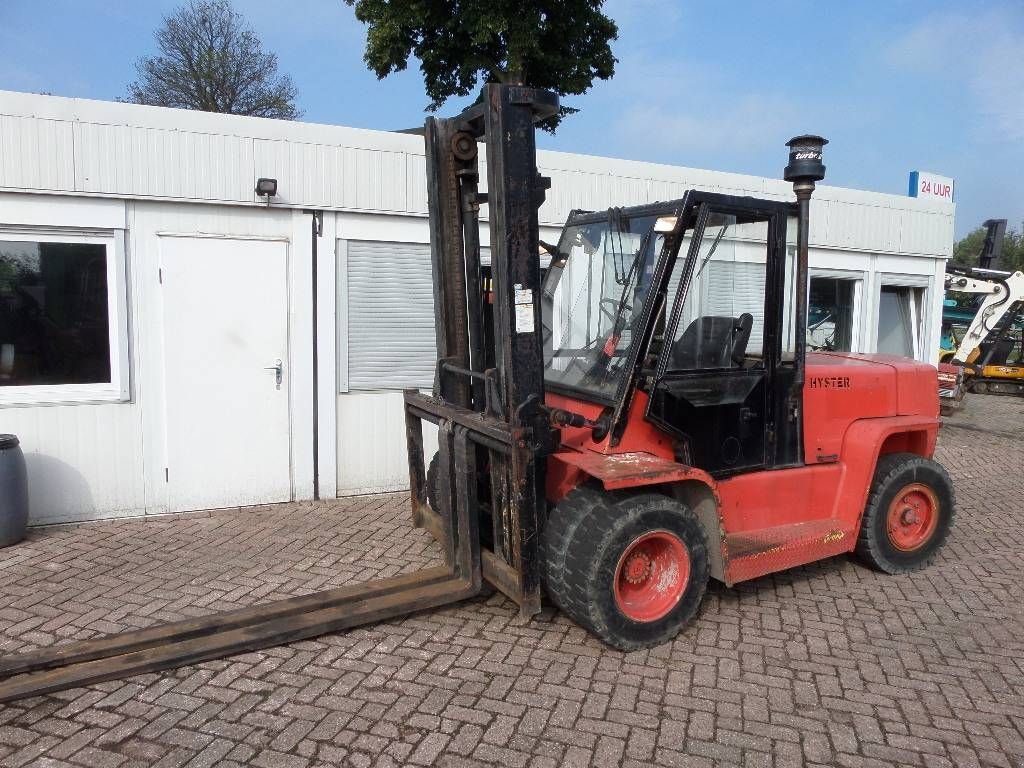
[126,0,300,120]
[342,0,617,130]
[953,222,1024,272]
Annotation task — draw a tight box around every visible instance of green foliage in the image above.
[126,0,300,120]
[953,221,1024,272]
[342,0,618,130]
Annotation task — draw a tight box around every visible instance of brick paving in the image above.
[1,394,1022,768]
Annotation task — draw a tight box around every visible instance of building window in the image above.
[877,284,925,359]
[0,232,127,404]
[808,276,857,352]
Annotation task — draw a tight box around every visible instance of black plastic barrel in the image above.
[0,434,28,546]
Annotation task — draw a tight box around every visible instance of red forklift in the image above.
[0,85,953,701]
[407,85,953,649]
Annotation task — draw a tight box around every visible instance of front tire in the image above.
[543,490,709,651]
[425,452,442,513]
[855,453,954,574]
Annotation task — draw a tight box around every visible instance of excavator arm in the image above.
[945,270,1024,365]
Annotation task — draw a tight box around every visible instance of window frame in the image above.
[807,268,865,353]
[874,274,931,360]
[0,227,130,406]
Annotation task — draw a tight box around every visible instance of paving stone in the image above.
[0,394,1021,767]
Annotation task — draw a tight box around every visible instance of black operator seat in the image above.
[671,313,753,369]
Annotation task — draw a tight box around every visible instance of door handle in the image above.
[264,359,283,389]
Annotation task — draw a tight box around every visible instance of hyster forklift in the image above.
[0,85,953,703]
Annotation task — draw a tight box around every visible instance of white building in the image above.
[0,91,954,525]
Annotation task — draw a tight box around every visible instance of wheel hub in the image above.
[886,483,939,552]
[900,507,919,526]
[622,551,653,584]
[613,530,690,623]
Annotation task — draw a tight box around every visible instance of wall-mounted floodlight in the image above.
[255,177,278,205]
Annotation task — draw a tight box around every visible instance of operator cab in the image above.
[541,193,801,477]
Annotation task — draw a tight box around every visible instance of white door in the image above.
[160,236,291,512]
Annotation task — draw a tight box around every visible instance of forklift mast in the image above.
[405,84,560,616]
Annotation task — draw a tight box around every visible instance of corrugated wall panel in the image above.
[540,168,653,226]
[0,115,75,191]
[0,403,146,524]
[901,211,954,256]
[342,147,407,211]
[254,139,347,208]
[77,123,253,201]
[0,93,954,259]
[406,154,428,214]
[336,391,439,494]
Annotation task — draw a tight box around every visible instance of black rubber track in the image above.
[855,452,955,574]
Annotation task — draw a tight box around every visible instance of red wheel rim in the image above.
[886,483,939,551]
[613,530,690,622]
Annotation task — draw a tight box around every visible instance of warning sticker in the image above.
[513,285,534,334]
[515,303,535,333]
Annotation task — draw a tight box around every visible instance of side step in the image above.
[0,568,476,704]
[724,519,855,585]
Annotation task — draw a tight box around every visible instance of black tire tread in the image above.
[855,452,955,574]
[426,452,442,514]
[546,490,710,651]
[542,485,612,614]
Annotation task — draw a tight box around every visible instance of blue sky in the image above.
[1,0,1021,239]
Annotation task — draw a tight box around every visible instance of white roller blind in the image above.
[347,240,490,390]
[703,260,767,352]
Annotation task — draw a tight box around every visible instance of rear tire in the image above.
[543,490,709,651]
[855,453,954,574]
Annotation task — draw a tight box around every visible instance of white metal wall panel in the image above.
[0,115,75,191]
[406,154,428,214]
[900,210,955,257]
[342,147,408,212]
[254,139,346,208]
[336,390,438,494]
[76,123,253,201]
[0,404,145,524]
[0,91,955,259]
[540,168,652,227]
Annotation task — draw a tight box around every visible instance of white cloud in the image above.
[591,44,799,162]
[616,95,796,154]
[887,7,1024,141]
